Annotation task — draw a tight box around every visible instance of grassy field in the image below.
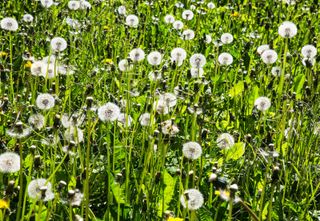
[0,0,320,220]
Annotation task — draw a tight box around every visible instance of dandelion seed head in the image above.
[182,142,202,160]
[182,10,194,20]
[164,14,175,24]
[28,113,45,130]
[301,45,317,59]
[0,152,20,173]
[218,52,233,65]
[139,113,152,126]
[190,53,206,68]
[129,48,145,62]
[171,48,187,66]
[217,133,235,149]
[257,44,270,55]
[182,29,195,40]
[254,96,271,111]
[261,49,278,64]
[117,113,133,127]
[180,189,204,210]
[98,102,121,122]
[1,17,18,31]
[51,37,67,52]
[147,51,162,66]
[278,21,297,38]
[41,0,54,8]
[68,1,80,10]
[117,6,126,15]
[36,93,55,110]
[173,20,184,30]
[22,14,34,23]
[28,178,54,201]
[126,14,139,27]
[220,33,233,44]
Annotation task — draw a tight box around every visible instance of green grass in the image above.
[0,0,320,220]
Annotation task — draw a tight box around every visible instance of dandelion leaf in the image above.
[111,181,126,204]
[157,170,176,217]
[293,74,305,99]
[225,142,245,161]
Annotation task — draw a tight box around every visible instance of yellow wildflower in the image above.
[168,217,183,221]
[103,58,113,64]
[231,12,240,17]
[0,51,8,57]
[0,199,9,209]
[25,61,32,68]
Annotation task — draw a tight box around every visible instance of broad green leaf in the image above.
[111,181,126,204]
[228,81,244,97]
[224,142,245,161]
[293,74,305,99]
[247,85,259,115]
[157,170,176,217]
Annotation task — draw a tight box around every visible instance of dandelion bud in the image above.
[34,155,41,169]
[209,173,217,183]
[272,166,280,183]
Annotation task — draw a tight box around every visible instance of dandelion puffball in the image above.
[301,45,317,59]
[118,59,133,72]
[182,142,202,160]
[173,20,184,30]
[190,53,206,68]
[261,49,278,64]
[182,29,195,40]
[171,47,187,66]
[129,48,145,62]
[218,52,233,65]
[147,51,162,66]
[278,21,297,38]
[220,33,233,44]
[98,102,121,122]
[164,14,175,24]
[1,17,18,31]
[22,14,34,23]
[36,93,55,110]
[182,10,194,20]
[51,37,67,52]
[257,44,270,55]
[217,133,235,149]
[28,178,54,201]
[68,1,80,10]
[254,96,271,111]
[180,189,204,210]
[41,0,54,8]
[126,14,139,27]
[0,152,20,173]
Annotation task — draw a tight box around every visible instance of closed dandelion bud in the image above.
[34,155,41,169]
[5,180,16,196]
[272,166,280,183]
[209,173,217,183]
[176,168,181,176]
[29,145,37,154]
[68,189,75,198]
[155,171,161,183]
[58,180,67,191]
[229,184,238,198]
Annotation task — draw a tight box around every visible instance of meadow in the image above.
[0,0,320,220]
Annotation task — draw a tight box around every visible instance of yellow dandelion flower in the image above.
[0,51,8,57]
[25,61,32,68]
[168,217,183,221]
[231,12,240,17]
[0,199,9,209]
[103,58,113,64]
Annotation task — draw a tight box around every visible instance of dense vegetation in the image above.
[0,0,320,220]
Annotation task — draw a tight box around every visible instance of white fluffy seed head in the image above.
[164,14,175,24]
[278,21,297,38]
[257,44,270,55]
[218,52,233,65]
[190,53,206,68]
[182,29,195,40]
[220,33,233,44]
[261,49,278,64]
[28,179,54,201]
[217,133,235,149]
[126,14,139,27]
[1,17,18,31]
[68,1,80,10]
[301,45,317,59]
[147,51,162,66]
[36,93,55,110]
[117,113,133,127]
[254,96,271,111]
[98,102,121,122]
[173,20,184,30]
[31,61,45,76]
[64,127,84,144]
[207,2,215,9]
[129,48,145,62]
[117,6,126,15]
[182,142,202,160]
[41,63,58,79]
[118,59,133,72]
[182,10,194,20]
[139,113,151,126]
[180,189,204,210]
[0,152,20,173]
[171,47,187,66]
[41,0,54,8]
[22,14,34,23]
[28,113,45,130]
[51,37,67,52]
